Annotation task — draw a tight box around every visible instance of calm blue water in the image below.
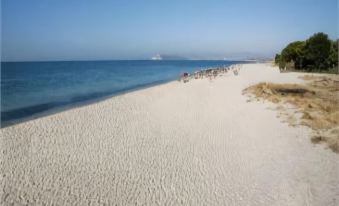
[1,60,243,126]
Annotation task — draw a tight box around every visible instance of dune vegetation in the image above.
[275,32,338,74]
[243,75,339,153]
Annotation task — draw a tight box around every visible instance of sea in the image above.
[1,60,244,127]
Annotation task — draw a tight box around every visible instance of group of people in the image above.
[179,64,241,83]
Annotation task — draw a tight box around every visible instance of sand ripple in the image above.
[1,64,338,205]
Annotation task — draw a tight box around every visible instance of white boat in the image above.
[151,54,162,60]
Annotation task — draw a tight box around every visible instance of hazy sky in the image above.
[1,0,338,61]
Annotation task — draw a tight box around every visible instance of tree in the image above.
[303,32,332,70]
[275,32,336,73]
[275,54,280,64]
[326,40,338,69]
[279,41,305,69]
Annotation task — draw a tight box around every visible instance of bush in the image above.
[303,33,332,70]
[275,32,337,73]
[275,54,280,64]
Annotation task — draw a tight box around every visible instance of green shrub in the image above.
[275,32,338,73]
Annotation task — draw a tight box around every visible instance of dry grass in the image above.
[243,75,339,153]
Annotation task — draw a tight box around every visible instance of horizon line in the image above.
[1,58,270,63]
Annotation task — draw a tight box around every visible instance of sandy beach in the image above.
[1,63,338,205]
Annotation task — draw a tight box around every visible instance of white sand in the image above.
[1,63,338,205]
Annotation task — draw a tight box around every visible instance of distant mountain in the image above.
[161,55,187,60]
[150,53,272,61]
[223,55,273,62]
[151,54,187,60]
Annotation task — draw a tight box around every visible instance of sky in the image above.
[1,0,338,61]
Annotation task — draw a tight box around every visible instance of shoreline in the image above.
[1,61,247,128]
[1,78,176,128]
[1,63,338,205]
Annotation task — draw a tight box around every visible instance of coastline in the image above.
[1,60,246,128]
[1,78,176,128]
[1,63,338,205]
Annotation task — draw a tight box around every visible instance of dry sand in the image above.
[243,74,339,153]
[1,63,338,205]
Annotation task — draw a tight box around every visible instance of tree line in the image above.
[275,32,338,73]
